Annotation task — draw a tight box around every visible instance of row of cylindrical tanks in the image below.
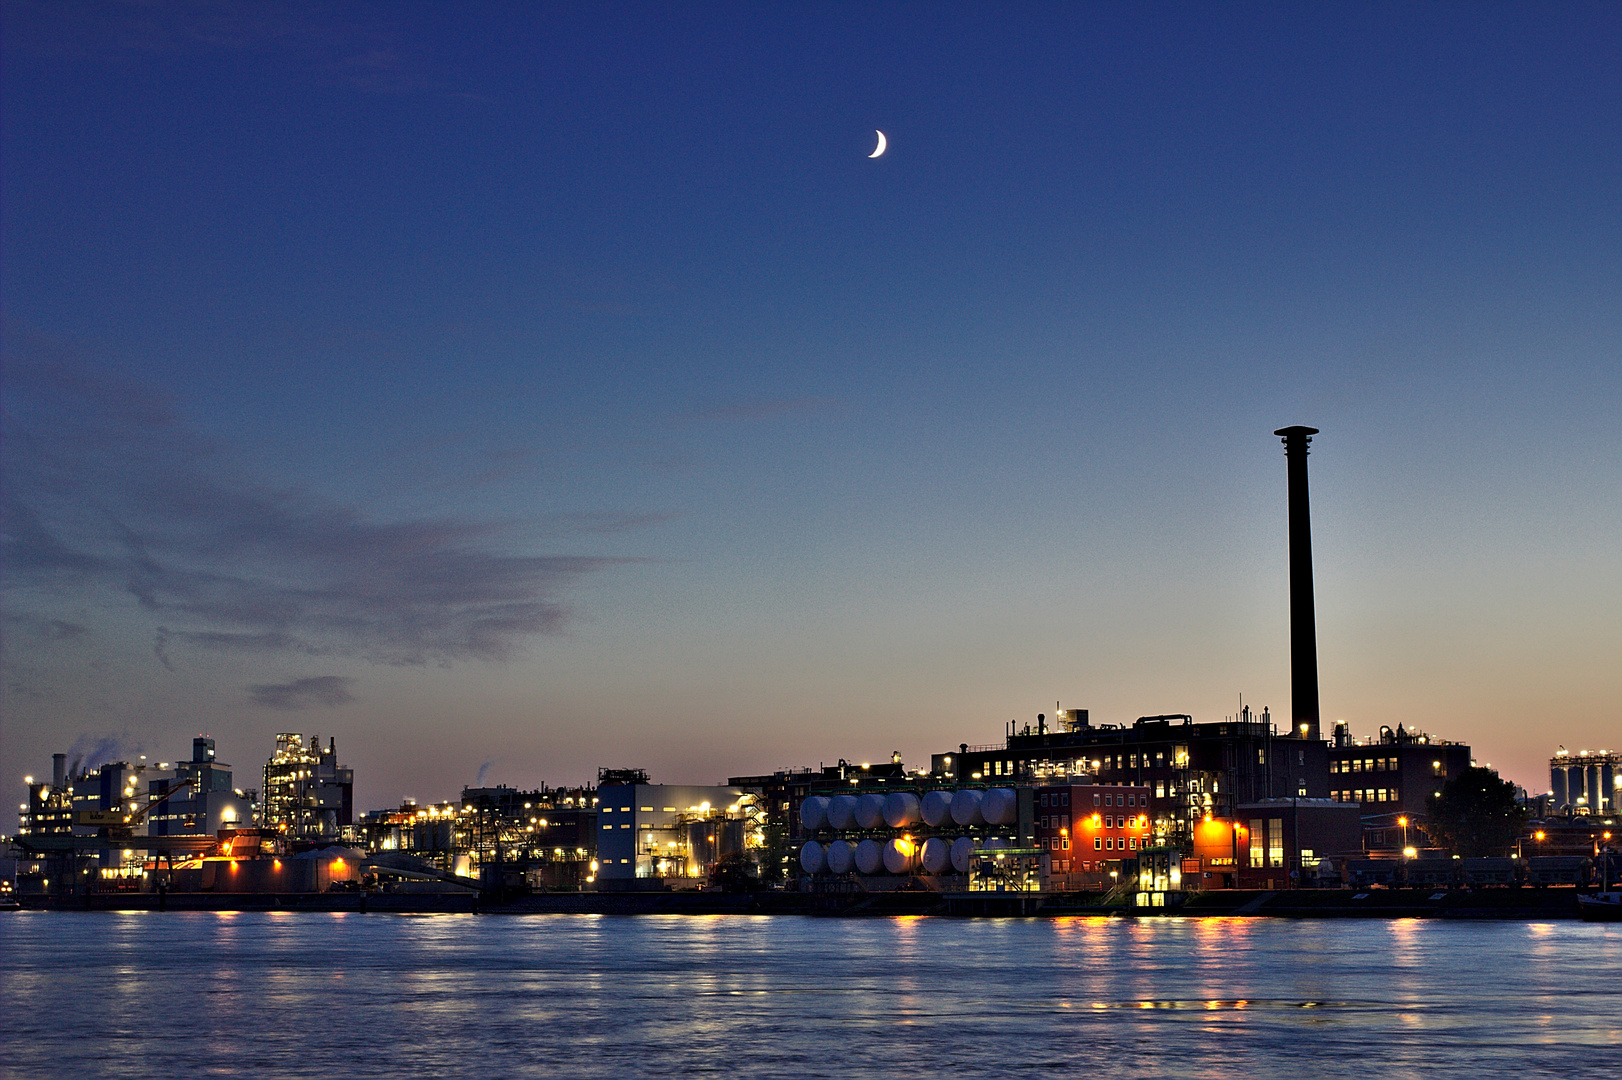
[800,835,1018,876]
[799,788,1020,832]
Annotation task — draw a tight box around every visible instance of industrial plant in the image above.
[5,427,1616,917]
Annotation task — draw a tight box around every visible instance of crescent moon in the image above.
[868,130,887,158]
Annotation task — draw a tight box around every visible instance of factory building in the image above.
[1551,747,1619,814]
[146,738,251,836]
[1326,722,1472,815]
[1035,782,1154,890]
[20,742,247,841]
[18,754,74,837]
[594,771,756,888]
[933,706,1328,844]
[261,733,354,841]
[459,784,597,891]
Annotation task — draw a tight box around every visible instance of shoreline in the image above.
[4,886,1595,920]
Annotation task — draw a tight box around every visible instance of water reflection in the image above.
[1,912,1617,1078]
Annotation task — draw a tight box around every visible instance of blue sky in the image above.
[3,1,1618,805]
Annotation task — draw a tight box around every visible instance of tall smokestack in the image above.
[1275,425,1320,741]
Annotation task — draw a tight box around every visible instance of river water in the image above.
[1,911,1617,1078]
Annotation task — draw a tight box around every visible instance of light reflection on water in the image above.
[2,912,1617,1078]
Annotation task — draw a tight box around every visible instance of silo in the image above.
[826,840,856,874]
[687,821,718,870]
[1551,766,1568,810]
[884,837,919,874]
[1588,765,1603,810]
[800,796,830,831]
[950,788,985,826]
[920,837,952,874]
[921,790,954,827]
[883,792,921,828]
[1603,762,1616,811]
[828,794,859,831]
[855,838,885,875]
[800,841,827,875]
[949,836,976,874]
[982,788,1018,825]
[856,793,887,830]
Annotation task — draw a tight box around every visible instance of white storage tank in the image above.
[920,836,953,874]
[883,837,919,875]
[826,840,856,875]
[855,838,886,875]
[920,790,954,827]
[856,793,887,830]
[799,796,830,831]
[827,794,859,831]
[799,841,826,875]
[950,788,985,826]
[883,792,921,828]
[982,788,1018,825]
[950,836,977,874]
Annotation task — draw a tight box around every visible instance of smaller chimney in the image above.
[53,753,67,790]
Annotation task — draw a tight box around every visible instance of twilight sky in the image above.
[3,2,1617,808]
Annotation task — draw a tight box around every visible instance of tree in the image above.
[1424,767,1528,858]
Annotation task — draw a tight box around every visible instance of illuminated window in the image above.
[1129,838,1137,850]
[1062,838,1069,850]
[1249,819,1264,867]
[1268,818,1284,868]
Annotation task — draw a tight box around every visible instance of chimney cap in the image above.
[1274,425,1319,438]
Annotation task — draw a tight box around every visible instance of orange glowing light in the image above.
[1535,831,1546,841]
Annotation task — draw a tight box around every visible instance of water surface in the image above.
[2,912,1616,1078]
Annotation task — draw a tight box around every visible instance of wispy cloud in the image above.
[248,675,355,711]
[2,344,642,667]
[3,611,92,641]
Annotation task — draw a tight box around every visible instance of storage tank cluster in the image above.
[1550,750,1618,813]
[797,788,1018,876]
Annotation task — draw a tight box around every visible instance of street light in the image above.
[1398,815,1409,852]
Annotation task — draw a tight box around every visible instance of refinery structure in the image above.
[6,427,1617,912]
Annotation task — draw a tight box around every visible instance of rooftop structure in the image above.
[261,734,353,841]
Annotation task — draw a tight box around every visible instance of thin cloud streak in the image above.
[248,675,356,711]
[2,350,645,668]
